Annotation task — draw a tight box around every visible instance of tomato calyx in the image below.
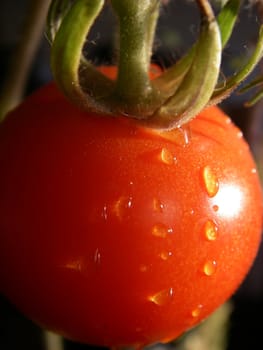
[48,0,263,130]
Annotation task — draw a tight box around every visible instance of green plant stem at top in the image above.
[111,0,160,106]
[49,0,263,129]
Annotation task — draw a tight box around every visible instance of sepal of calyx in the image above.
[48,0,263,130]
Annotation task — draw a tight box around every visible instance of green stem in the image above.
[111,0,160,105]
[0,0,51,122]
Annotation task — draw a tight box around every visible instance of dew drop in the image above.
[237,131,243,139]
[152,223,173,238]
[181,125,191,145]
[112,196,133,219]
[94,248,101,265]
[202,166,219,197]
[148,287,174,306]
[225,117,231,124]
[212,204,219,212]
[140,264,148,272]
[204,220,218,241]
[64,259,82,272]
[174,125,191,146]
[203,260,217,276]
[153,198,164,213]
[101,205,108,221]
[159,251,173,260]
[153,124,191,145]
[191,304,203,317]
[159,148,176,165]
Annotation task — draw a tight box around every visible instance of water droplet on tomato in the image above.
[94,248,101,265]
[165,125,191,147]
[191,304,203,317]
[203,260,217,276]
[204,220,218,241]
[153,198,164,213]
[237,131,243,138]
[159,148,176,165]
[101,205,108,221]
[175,125,191,146]
[140,265,148,272]
[152,223,173,238]
[64,259,82,272]
[251,168,257,174]
[154,125,191,145]
[181,125,191,145]
[149,287,174,306]
[159,251,173,260]
[202,166,219,197]
[213,204,219,212]
[112,196,133,219]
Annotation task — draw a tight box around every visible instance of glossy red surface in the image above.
[0,84,262,347]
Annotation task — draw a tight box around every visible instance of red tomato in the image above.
[98,64,162,80]
[0,83,262,348]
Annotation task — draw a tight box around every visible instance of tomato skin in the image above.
[0,83,262,347]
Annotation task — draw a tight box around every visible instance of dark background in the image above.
[1,1,263,349]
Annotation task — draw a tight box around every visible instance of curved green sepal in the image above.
[210,25,263,106]
[217,0,240,48]
[51,0,115,113]
[239,76,263,93]
[152,0,239,104]
[152,47,195,99]
[46,0,74,43]
[238,76,263,106]
[147,0,222,129]
[244,89,263,107]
